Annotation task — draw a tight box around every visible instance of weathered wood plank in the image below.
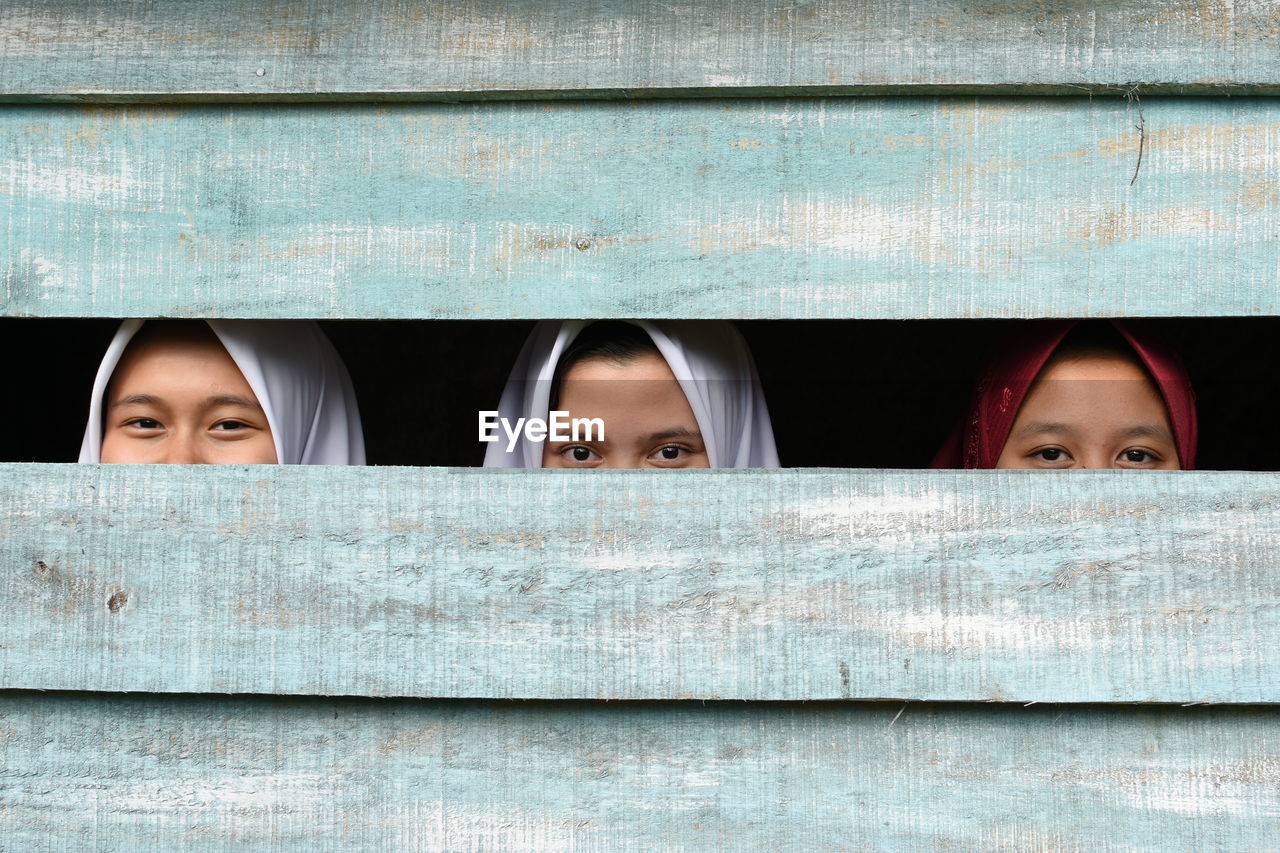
[4,98,1280,320]
[3,464,1278,702]
[2,694,1277,850]
[2,0,1280,101]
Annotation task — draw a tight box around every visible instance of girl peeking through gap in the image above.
[484,320,778,468]
[80,319,365,465]
[932,320,1197,469]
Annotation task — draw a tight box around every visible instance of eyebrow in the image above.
[1114,424,1173,441]
[110,394,161,409]
[1014,421,1073,438]
[206,395,263,410]
[110,394,262,410]
[544,426,703,446]
[1015,421,1172,441]
[646,427,702,443]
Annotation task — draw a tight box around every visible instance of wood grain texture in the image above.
[4,464,1278,702]
[2,0,1280,101]
[4,98,1280,320]
[2,694,1277,850]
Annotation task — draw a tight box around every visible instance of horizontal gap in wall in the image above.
[4,690,1278,711]
[6,317,1275,470]
[5,83,1278,104]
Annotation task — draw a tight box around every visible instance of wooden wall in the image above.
[3,1,1279,848]
[5,98,1280,320]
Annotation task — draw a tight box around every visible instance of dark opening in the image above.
[4,317,1276,470]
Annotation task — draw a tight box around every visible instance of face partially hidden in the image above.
[542,352,710,469]
[99,331,278,464]
[995,353,1180,470]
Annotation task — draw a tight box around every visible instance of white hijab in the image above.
[80,319,366,465]
[484,320,779,468]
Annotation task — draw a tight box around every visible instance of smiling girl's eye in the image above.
[647,444,697,465]
[125,418,162,430]
[212,420,250,431]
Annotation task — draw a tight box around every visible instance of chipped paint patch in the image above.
[1071,205,1231,249]
[1,156,162,205]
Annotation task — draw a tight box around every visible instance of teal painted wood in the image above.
[2,0,1280,101]
[2,694,1277,850]
[4,98,1280,320]
[3,464,1278,702]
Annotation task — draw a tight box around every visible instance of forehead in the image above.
[1038,353,1151,383]
[1018,355,1170,424]
[109,331,253,397]
[563,351,677,383]
[557,353,699,426]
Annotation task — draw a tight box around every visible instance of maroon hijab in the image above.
[931,320,1198,469]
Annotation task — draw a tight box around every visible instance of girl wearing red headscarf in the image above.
[932,320,1198,470]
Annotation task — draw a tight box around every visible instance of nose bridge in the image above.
[160,424,207,465]
[1078,447,1112,470]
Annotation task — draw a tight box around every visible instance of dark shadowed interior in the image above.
[4,317,1276,470]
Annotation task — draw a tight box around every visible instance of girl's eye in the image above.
[126,418,162,430]
[212,421,249,431]
[649,445,696,464]
[561,446,599,463]
[1033,448,1066,461]
[1122,449,1156,464]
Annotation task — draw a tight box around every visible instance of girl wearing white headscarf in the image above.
[484,320,778,468]
[80,319,365,465]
